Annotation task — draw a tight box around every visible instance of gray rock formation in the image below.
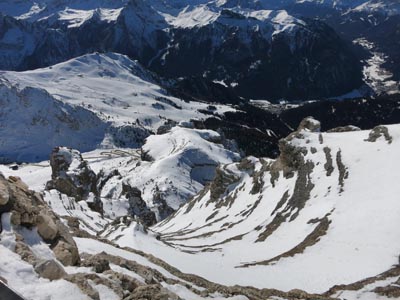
[81,253,111,273]
[297,117,321,133]
[365,125,393,144]
[34,259,67,281]
[122,183,157,227]
[46,147,103,214]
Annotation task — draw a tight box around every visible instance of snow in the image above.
[109,263,146,283]
[108,125,400,294]
[0,79,108,162]
[1,52,234,131]
[0,246,90,300]
[0,123,240,226]
[169,5,220,28]
[74,237,183,282]
[354,38,399,95]
[44,190,109,234]
[0,213,90,300]
[56,7,123,27]
[1,93,399,300]
[82,127,239,218]
[0,52,235,163]
[0,1,399,299]
[334,276,400,300]
[353,0,400,16]
[161,283,249,300]
[92,283,120,300]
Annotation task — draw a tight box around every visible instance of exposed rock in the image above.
[101,270,140,295]
[152,187,175,221]
[323,147,334,176]
[297,117,321,133]
[65,274,100,300]
[336,150,348,193]
[6,176,41,227]
[374,284,400,298]
[82,253,111,273]
[125,284,180,300]
[121,183,156,227]
[207,167,239,205]
[53,240,80,266]
[14,240,37,265]
[34,259,67,281]
[0,176,10,206]
[327,125,361,133]
[46,147,103,214]
[97,169,121,192]
[365,125,393,144]
[157,120,177,135]
[0,174,81,266]
[36,213,58,241]
[275,135,308,177]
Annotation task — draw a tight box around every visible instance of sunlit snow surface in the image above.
[2,125,400,297]
[106,125,400,293]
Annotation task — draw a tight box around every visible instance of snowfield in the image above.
[0,52,235,162]
[1,52,234,131]
[1,119,399,299]
[105,123,400,293]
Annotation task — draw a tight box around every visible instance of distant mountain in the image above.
[0,52,234,162]
[0,0,368,101]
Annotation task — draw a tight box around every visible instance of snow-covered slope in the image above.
[0,175,257,300]
[2,117,400,299]
[101,126,240,218]
[353,0,400,16]
[1,52,232,132]
[104,119,400,295]
[0,52,235,162]
[0,125,240,223]
[0,79,107,162]
[0,0,128,22]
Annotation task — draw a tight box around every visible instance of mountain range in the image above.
[0,1,400,300]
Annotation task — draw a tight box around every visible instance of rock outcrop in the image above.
[121,183,157,227]
[34,259,67,281]
[0,174,80,266]
[46,147,103,214]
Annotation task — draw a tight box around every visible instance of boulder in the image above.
[36,213,58,241]
[82,254,110,273]
[53,240,80,266]
[297,117,321,133]
[34,259,67,280]
[125,284,180,300]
